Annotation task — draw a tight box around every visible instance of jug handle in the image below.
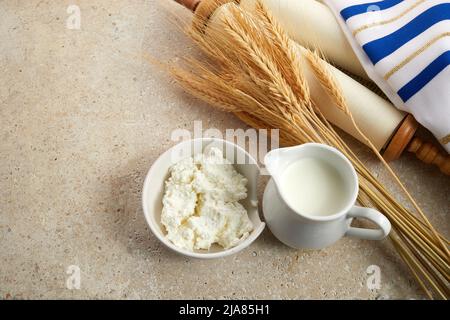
[345,206,391,241]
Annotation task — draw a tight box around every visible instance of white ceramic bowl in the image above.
[142,138,265,259]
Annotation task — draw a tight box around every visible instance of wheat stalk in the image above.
[166,0,449,299]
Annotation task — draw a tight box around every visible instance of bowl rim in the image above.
[141,137,265,259]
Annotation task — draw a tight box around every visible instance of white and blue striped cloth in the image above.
[324,0,450,152]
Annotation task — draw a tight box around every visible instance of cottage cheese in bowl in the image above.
[161,147,254,251]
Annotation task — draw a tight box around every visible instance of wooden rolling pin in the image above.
[174,0,450,175]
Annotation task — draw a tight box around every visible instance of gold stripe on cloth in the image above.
[384,32,450,81]
[353,0,425,36]
[441,134,450,145]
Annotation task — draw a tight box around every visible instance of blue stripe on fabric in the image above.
[397,51,450,102]
[340,0,403,21]
[363,3,450,64]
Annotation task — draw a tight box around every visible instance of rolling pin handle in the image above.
[174,0,201,12]
[383,115,419,162]
[407,137,450,175]
[383,115,450,175]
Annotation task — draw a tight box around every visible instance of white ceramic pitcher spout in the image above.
[264,144,308,185]
[263,143,391,250]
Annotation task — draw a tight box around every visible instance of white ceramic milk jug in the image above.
[263,143,391,249]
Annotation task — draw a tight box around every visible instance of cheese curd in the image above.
[161,147,253,251]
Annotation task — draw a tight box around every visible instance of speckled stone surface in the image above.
[0,0,448,300]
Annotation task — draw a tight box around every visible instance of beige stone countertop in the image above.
[1,0,448,299]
